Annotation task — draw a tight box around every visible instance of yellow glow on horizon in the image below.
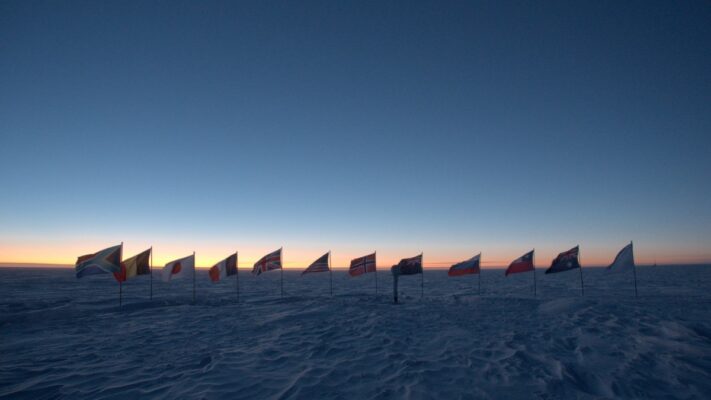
[2,241,710,269]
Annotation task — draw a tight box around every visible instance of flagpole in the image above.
[374,251,378,297]
[150,246,153,301]
[579,246,584,296]
[236,251,240,302]
[329,251,333,297]
[531,249,536,297]
[420,253,424,299]
[119,242,123,307]
[631,241,638,297]
[478,253,481,295]
[280,247,284,298]
[192,251,196,303]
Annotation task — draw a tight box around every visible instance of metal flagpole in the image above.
[329,251,333,297]
[192,251,196,303]
[119,242,123,307]
[420,253,424,299]
[478,253,482,295]
[236,251,240,302]
[531,249,536,297]
[631,241,638,297]
[579,246,584,296]
[149,246,153,300]
[280,248,284,298]
[374,251,378,297]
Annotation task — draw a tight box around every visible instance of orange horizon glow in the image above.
[1,242,709,269]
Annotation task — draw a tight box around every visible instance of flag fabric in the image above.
[252,248,282,276]
[608,243,634,272]
[391,254,423,276]
[162,254,195,282]
[448,254,481,277]
[75,244,122,278]
[113,248,151,283]
[349,253,376,277]
[209,253,238,282]
[505,250,535,276]
[302,252,330,275]
[546,246,581,274]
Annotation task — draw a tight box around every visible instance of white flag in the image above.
[162,254,195,282]
[608,243,634,272]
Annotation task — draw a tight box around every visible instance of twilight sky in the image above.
[1,1,710,268]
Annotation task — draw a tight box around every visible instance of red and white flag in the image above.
[252,248,282,276]
[448,253,481,277]
[302,252,330,275]
[209,253,238,282]
[505,250,534,276]
[349,253,376,277]
[162,254,195,282]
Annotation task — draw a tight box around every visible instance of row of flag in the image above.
[75,243,636,281]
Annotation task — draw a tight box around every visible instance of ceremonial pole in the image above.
[236,251,240,302]
[329,251,333,297]
[533,249,537,297]
[149,246,153,300]
[631,241,638,297]
[192,251,196,303]
[579,246,584,296]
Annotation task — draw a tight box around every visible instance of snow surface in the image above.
[1,265,710,399]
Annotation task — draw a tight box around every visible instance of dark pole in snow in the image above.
[578,246,584,296]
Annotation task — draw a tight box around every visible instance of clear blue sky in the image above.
[1,1,710,267]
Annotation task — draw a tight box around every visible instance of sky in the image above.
[1,1,710,269]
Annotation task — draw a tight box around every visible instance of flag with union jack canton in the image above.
[392,254,423,276]
[302,252,330,275]
[253,248,282,275]
[546,246,580,274]
[349,253,376,277]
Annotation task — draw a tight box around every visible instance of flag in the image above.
[302,252,330,275]
[505,250,535,276]
[448,254,481,277]
[391,254,423,276]
[209,253,238,282]
[349,253,376,277]
[75,244,122,278]
[162,254,195,282]
[546,246,580,274]
[252,248,282,276]
[608,243,634,272]
[113,248,151,283]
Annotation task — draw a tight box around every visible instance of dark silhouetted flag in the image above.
[210,253,238,282]
[302,252,330,275]
[391,254,423,276]
[608,243,634,272]
[546,246,580,274]
[252,248,282,276]
[449,254,481,277]
[505,250,535,276]
[349,253,376,277]
[114,248,151,283]
[75,244,122,278]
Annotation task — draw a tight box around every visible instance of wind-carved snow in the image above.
[1,266,710,399]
